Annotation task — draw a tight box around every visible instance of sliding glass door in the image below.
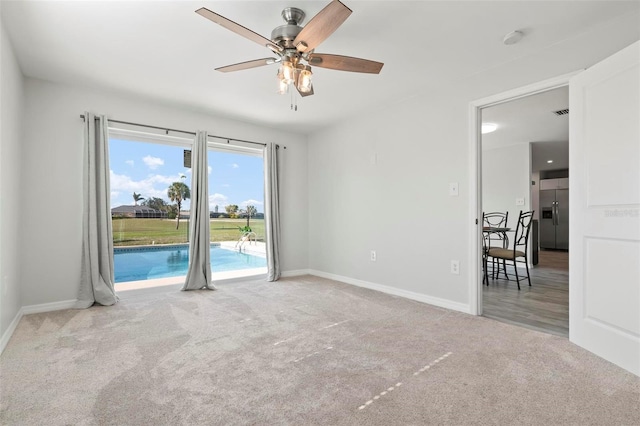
[207,146,267,278]
[109,136,192,283]
[108,132,267,285]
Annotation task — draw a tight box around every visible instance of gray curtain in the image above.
[77,113,118,308]
[264,143,281,281]
[183,131,215,290]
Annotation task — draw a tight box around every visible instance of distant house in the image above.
[111,205,168,219]
[238,212,265,219]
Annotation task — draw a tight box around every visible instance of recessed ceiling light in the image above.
[547,160,554,164]
[482,123,498,134]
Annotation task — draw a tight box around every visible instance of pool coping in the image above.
[116,267,268,292]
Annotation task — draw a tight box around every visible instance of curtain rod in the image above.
[79,115,285,149]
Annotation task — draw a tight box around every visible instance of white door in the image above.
[569,41,640,376]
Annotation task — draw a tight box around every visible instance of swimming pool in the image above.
[113,244,266,283]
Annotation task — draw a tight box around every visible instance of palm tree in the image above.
[167,182,190,229]
[132,192,145,206]
[244,205,258,228]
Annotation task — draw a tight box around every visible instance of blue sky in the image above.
[109,138,264,213]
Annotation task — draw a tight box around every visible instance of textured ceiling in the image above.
[2,1,639,134]
[482,86,569,172]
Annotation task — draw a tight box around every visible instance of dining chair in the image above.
[487,210,535,290]
[482,211,509,282]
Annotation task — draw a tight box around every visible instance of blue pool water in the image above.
[114,244,266,283]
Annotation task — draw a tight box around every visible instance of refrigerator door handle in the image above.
[554,201,559,226]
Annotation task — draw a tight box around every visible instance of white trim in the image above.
[1,309,23,355]
[308,270,471,314]
[281,269,312,278]
[1,299,78,355]
[468,100,482,316]
[108,127,193,147]
[468,70,581,317]
[21,299,78,315]
[208,141,263,157]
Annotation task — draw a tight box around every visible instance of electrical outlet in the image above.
[516,198,525,206]
[370,250,377,262]
[450,260,460,275]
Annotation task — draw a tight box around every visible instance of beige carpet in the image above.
[1,275,638,425]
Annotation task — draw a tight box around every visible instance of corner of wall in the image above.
[0,17,26,350]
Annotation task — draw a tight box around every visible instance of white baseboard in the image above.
[307,269,471,314]
[281,269,312,278]
[1,308,24,355]
[21,299,78,315]
[1,299,77,355]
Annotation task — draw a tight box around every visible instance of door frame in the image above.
[467,71,581,316]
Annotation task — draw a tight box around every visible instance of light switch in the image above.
[449,183,459,196]
[516,198,525,206]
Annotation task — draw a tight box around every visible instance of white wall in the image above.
[19,78,308,306]
[531,171,540,222]
[0,21,25,341]
[482,143,531,234]
[307,13,639,312]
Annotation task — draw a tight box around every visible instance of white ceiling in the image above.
[2,1,639,134]
[482,86,569,173]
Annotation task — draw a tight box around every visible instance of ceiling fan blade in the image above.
[308,54,384,74]
[215,58,278,73]
[293,0,352,52]
[196,8,280,51]
[296,84,314,97]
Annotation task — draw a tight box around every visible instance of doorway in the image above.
[469,42,639,376]
[480,87,569,336]
[467,72,578,323]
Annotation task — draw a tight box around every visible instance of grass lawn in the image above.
[112,218,265,246]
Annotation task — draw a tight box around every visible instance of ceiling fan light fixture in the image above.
[277,76,289,94]
[280,61,295,84]
[197,0,383,101]
[296,65,313,93]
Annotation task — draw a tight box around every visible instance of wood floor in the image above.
[482,250,569,337]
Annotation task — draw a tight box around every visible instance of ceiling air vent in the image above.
[553,108,569,116]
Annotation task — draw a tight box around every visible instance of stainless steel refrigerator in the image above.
[540,188,569,250]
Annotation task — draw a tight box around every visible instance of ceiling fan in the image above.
[195,0,384,98]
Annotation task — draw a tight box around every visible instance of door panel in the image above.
[570,41,640,376]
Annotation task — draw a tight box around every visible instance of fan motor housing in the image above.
[271,24,303,48]
[271,7,305,48]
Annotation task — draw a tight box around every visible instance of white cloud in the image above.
[143,155,164,169]
[208,166,212,174]
[109,170,190,206]
[231,163,239,169]
[209,193,229,211]
[240,199,263,209]
[125,160,134,167]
